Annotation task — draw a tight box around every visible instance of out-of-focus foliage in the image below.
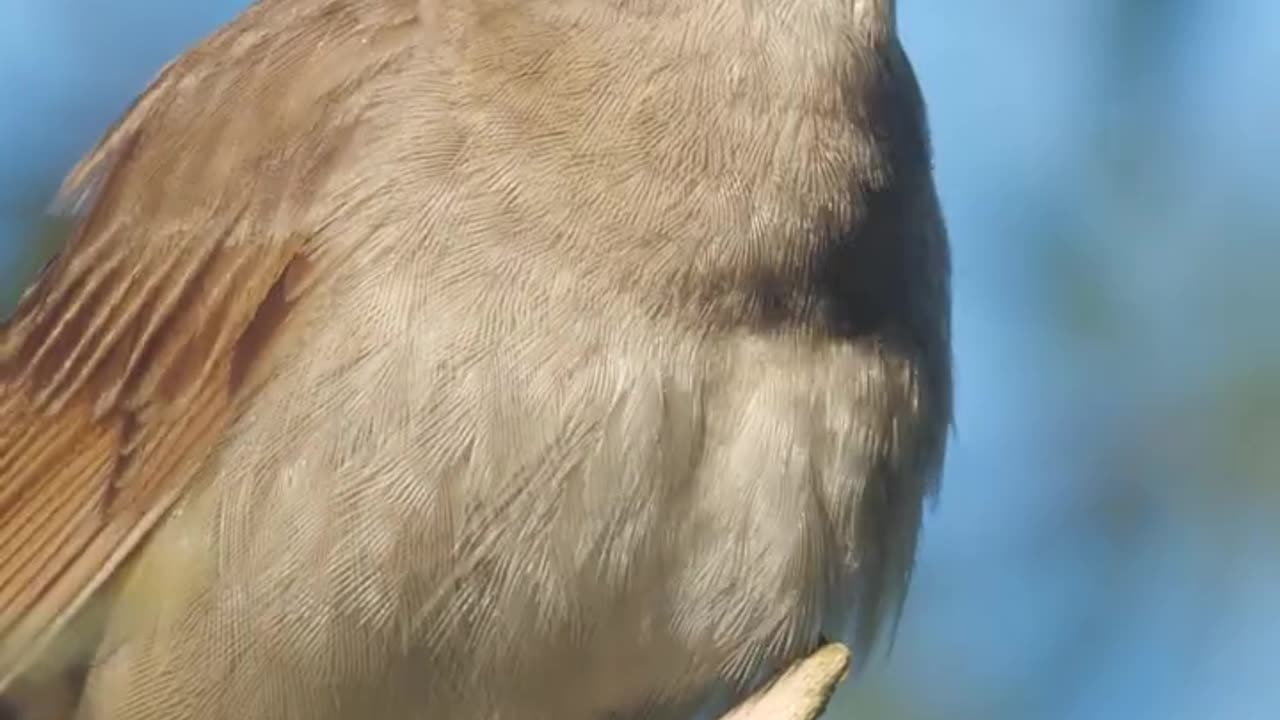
[1,2,1276,719]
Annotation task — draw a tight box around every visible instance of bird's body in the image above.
[0,0,950,718]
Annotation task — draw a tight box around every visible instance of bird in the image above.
[0,0,951,717]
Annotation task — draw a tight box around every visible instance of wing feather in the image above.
[0,0,417,689]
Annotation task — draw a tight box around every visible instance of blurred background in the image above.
[1,1,1276,718]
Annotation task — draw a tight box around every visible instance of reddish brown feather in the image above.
[0,0,419,698]
[0,58,326,695]
[0,212,308,690]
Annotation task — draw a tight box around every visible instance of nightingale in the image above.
[0,0,952,717]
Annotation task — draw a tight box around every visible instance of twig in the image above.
[719,643,852,720]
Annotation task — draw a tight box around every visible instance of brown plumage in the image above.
[0,0,951,717]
